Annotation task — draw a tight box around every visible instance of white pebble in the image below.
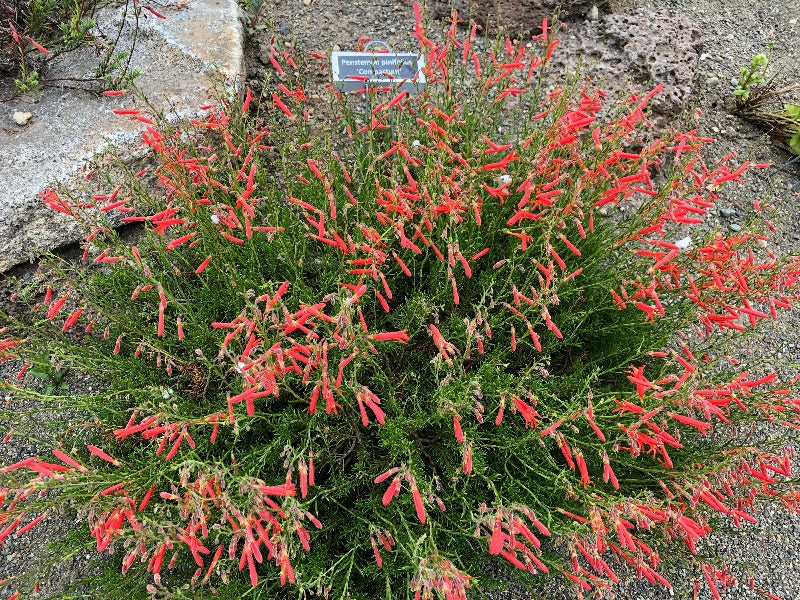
[12,111,32,126]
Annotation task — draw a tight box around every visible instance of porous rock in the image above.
[429,4,700,128]
[554,11,702,128]
[432,0,603,33]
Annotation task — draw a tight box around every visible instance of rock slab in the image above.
[0,0,244,272]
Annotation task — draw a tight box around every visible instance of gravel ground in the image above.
[0,265,105,599]
[2,0,800,598]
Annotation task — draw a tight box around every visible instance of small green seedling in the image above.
[734,52,769,105]
[28,351,70,395]
[734,51,800,155]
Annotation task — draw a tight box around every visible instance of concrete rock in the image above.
[432,0,602,32]
[0,0,244,272]
[554,11,701,128]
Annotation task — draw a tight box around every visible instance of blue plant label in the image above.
[331,51,426,93]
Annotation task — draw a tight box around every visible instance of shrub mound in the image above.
[2,7,800,599]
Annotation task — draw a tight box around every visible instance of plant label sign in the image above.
[331,51,426,93]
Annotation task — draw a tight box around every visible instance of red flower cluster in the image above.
[2,3,800,599]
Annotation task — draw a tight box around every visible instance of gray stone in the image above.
[0,0,244,272]
[432,0,603,32]
[552,11,701,129]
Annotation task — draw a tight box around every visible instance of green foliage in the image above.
[2,8,800,600]
[13,66,39,92]
[237,0,270,36]
[734,50,800,155]
[93,49,140,90]
[57,0,96,47]
[1,0,138,93]
[733,52,769,105]
[27,350,70,395]
[21,0,60,38]
[786,103,800,154]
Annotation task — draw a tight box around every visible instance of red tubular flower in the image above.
[299,460,308,498]
[626,365,656,399]
[371,537,383,567]
[410,483,426,524]
[16,511,50,535]
[539,418,564,437]
[463,442,473,474]
[575,452,590,487]
[242,87,252,115]
[453,415,464,443]
[272,93,295,120]
[87,444,121,466]
[156,284,167,337]
[138,485,156,512]
[376,469,400,486]
[51,449,88,473]
[489,516,505,554]
[368,330,409,343]
[47,293,69,319]
[382,476,401,506]
[256,483,296,497]
[143,5,166,18]
[602,452,619,490]
[61,308,83,332]
[514,396,539,428]
[670,412,712,435]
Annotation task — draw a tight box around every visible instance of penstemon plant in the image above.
[2,5,800,600]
